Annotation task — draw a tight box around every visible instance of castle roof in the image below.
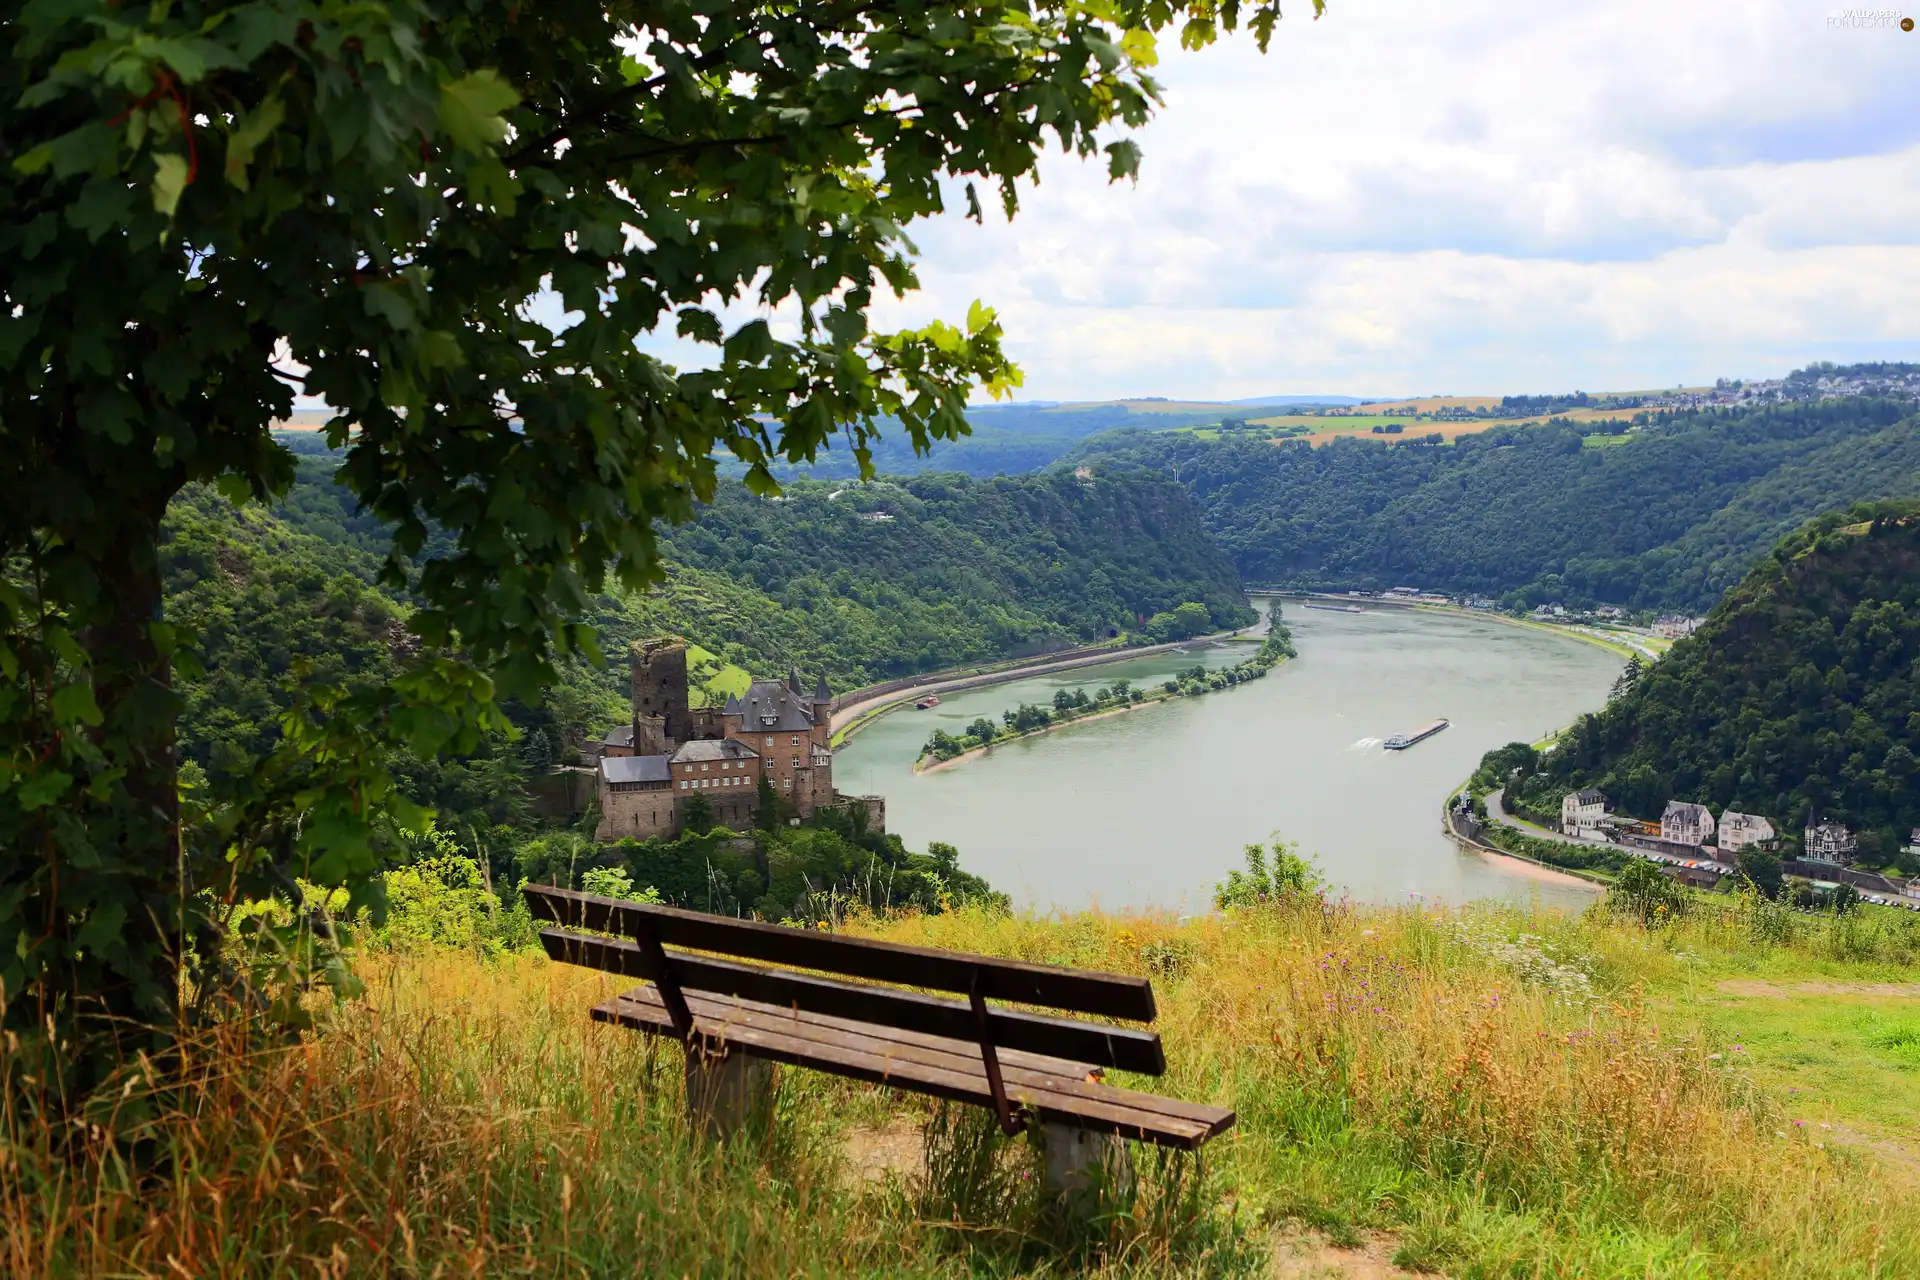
[723,692,745,715]
[812,674,832,704]
[735,678,820,732]
[601,754,670,784]
[670,738,760,763]
[602,723,635,748]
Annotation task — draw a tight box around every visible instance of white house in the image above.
[1661,800,1717,848]
[1560,789,1611,836]
[1803,822,1857,866]
[1717,811,1776,853]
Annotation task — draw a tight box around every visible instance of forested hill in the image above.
[648,469,1254,671]
[1068,398,1920,612]
[166,446,1253,782]
[1514,502,1920,873]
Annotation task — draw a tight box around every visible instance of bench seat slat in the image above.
[669,990,1236,1131]
[594,985,1234,1150]
[541,928,1166,1076]
[525,885,1155,1022]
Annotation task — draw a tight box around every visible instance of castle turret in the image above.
[812,674,832,706]
[635,713,668,758]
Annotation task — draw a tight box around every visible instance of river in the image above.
[833,601,1624,913]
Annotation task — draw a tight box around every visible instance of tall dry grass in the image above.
[4,895,1915,1276]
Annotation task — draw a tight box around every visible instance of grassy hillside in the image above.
[13,877,1918,1276]
[1516,501,1920,871]
[1070,398,1920,612]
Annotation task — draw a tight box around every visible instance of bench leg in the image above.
[1039,1123,1135,1203]
[683,1045,775,1142]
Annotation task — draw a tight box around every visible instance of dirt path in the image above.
[1717,979,1920,998]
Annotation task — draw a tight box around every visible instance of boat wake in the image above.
[1350,736,1382,751]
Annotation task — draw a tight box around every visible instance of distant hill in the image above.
[1511,502,1920,872]
[1226,394,1377,407]
[1069,397,1920,612]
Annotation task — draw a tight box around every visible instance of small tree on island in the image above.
[966,718,999,745]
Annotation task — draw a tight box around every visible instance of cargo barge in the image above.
[914,695,941,710]
[1304,603,1365,614]
[1383,719,1449,750]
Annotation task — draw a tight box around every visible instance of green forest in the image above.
[1070,397,1920,611]
[1504,501,1920,874]
[157,441,1254,909]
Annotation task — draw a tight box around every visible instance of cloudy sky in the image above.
[857,0,1920,401]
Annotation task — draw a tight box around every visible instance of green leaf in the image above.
[465,156,520,213]
[438,70,520,152]
[16,769,74,810]
[49,683,102,728]
[151,152,190,218]
[13,143,54,176]
[417,330,465,369]
[224,95,285,191]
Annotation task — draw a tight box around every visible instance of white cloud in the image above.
[873,0,1920,399]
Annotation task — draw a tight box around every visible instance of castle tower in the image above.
[631,638,693,750]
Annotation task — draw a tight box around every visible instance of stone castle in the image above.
[595,638,881,841]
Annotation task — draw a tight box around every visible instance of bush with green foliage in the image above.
[1214,839,1326,909]
[1605,858,1689,927]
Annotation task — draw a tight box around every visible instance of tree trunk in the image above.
[74,510,183,1073]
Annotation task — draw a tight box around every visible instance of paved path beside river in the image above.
[1484,788,1594,847]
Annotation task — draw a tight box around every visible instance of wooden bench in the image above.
[523,884,1234,1153]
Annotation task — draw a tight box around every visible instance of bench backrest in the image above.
[522,883,1165,1077]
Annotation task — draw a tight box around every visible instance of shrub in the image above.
[1214,838,1325,910]
[1606,857,1688,926]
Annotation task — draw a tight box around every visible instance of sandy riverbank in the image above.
[1468,847,1602,892]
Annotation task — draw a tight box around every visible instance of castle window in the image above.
[790,735,799,746]
[765,736,774,747]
